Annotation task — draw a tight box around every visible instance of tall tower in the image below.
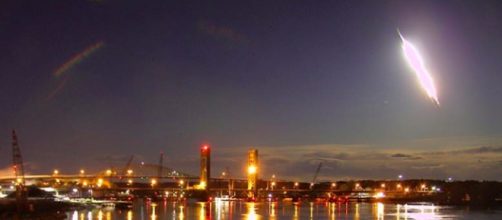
[247,149,258,193]
[200,144,210,190]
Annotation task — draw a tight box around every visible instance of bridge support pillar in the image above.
[200,145,210,190]
[247,149,258,200]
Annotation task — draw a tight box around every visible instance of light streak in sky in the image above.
[53,41,104,77]
[46,76,69,101]
[399,31,439,106]
[47,41,104,101]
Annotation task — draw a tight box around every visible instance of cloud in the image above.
[410,163,444,169]
[264,157,291,165]
[421,146,502,156]
[302,152,350,161]
[243,143,502,180]
[138,141,502,181]
[460,146,502,154]
[197,20,249,44]
[390,153,422,160]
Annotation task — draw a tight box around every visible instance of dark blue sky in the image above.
[1,0,502,180]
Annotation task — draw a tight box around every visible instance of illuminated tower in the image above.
[247,149,258,193]
[200,145,210,190]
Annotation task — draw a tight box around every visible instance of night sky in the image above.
[1,0,502,181]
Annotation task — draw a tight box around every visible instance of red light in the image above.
[202,145,209,151]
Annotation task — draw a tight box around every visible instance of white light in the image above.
[400,32,439,106]
[373,192,385,199]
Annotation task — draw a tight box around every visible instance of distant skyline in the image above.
[1,0,502,180]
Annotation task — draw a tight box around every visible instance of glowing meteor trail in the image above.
[399,31,439,106]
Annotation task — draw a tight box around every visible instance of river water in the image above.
[65,200,502,220]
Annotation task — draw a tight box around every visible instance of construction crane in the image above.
[11,130,27,211]
[158,152,164,179]
[120,155,134,178]
[11,130,25,186]
[310,162,323,189]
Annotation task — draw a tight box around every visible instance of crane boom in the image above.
[310,162,323,189]
[121,155,134,177]
[158,152,164,178]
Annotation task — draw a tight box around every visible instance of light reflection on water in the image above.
[65,200,502,220]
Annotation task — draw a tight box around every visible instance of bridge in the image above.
[1,130,440,201]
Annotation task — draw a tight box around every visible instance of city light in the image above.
[151,203,157,220]
[202,145,209,151]
[80,169,85,175]
[195,181,207,190]
[377,203,384,219]
[53,169,59,176]
[106,169,112,176]
[373,192,385,199]
[127,169,133,175]
[150,179,157,187]
[97,178,103,187]
[247,165,257,174]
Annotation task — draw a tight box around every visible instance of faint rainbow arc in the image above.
[53,41,104,77]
